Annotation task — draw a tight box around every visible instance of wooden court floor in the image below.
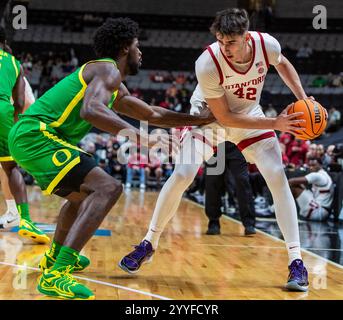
[0,187,343,300]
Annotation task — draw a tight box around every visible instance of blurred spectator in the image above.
[315,144,325,161]
[125,148,148,190]
[287,138,309,167]
[311,75,327,88]
[94,135,107,163]
[326,107,341,133]
[172,97,182,112]
[175,73,186,85]
[131,87,142,99]
[296,43,313,58]
[279,132,293,156]
[323,144,336,169]
[159,97,172,109]
[331,143,343,171]
[289,157,334,221]
[150,71,164,82]
[331,73,343,88]
[306,143,318,163]
[163,161,173,180]
[280,143,290,166]
[70,48,79,68]
[145,154,163,188]
[165,83,178,99]
[109,157,126,181]
[98,159,111,174]
[83,142,101,164]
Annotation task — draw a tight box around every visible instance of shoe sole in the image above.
[118,256,153,274]
[285,281,309,292]
[37,285,95,300]
[18,229,50,244]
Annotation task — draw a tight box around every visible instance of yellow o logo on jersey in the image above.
[52,149,72,167]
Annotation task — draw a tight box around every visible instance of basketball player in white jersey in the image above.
[119,8,310,291]
[289,157,334,221]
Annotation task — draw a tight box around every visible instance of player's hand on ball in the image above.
[275,103,306,134]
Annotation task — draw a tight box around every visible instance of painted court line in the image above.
[259,228,338,235]
[196,243,343,252]
[0,261,172,300]
[187,199,343,271]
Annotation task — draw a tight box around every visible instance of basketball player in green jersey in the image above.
[0,27,49,244]
[8,18,214,300]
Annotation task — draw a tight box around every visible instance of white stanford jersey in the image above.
[195,31,280,117]
[305,169,334,210]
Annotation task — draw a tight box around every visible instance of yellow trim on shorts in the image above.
[39,121,87,195]
[11,56,19,78]
[42,156,81,195]
[39,122,85,154]
[0,156,14,161]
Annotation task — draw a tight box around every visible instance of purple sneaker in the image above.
[118,240,155,274]
[285,259,309,292]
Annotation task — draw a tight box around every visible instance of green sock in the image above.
[49,241,62,259]
[52,246,79,271]
[17,203,31,221]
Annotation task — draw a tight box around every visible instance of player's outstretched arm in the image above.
[274,54,308,100]
[81,63,171,149]
[12,66,25,122]
[114,84,215,127]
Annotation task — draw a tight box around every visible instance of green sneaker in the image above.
[39,250,90,272]
[18,219,50,244]
[37,265,95,300]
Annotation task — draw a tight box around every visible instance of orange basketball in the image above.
[287,99,328,140]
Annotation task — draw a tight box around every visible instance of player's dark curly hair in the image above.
[93,17,139,59]
[210,8,249,37]
[0,26,6,44]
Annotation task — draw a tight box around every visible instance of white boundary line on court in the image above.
[195,243,343,252]
[187,199,343,271]
[0,261,172,300]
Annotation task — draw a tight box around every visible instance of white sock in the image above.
[250,139,302,265]
[6,200,18,215]
[144,134,210,249]
[144,162,202,249]
[286,242,302,265]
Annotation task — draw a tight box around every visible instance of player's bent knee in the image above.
[264,165,286,183]
[101,178,123,199]
[173,169,196,186]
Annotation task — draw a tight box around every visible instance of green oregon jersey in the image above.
[0,49,21,101]
[22,58,118,145]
